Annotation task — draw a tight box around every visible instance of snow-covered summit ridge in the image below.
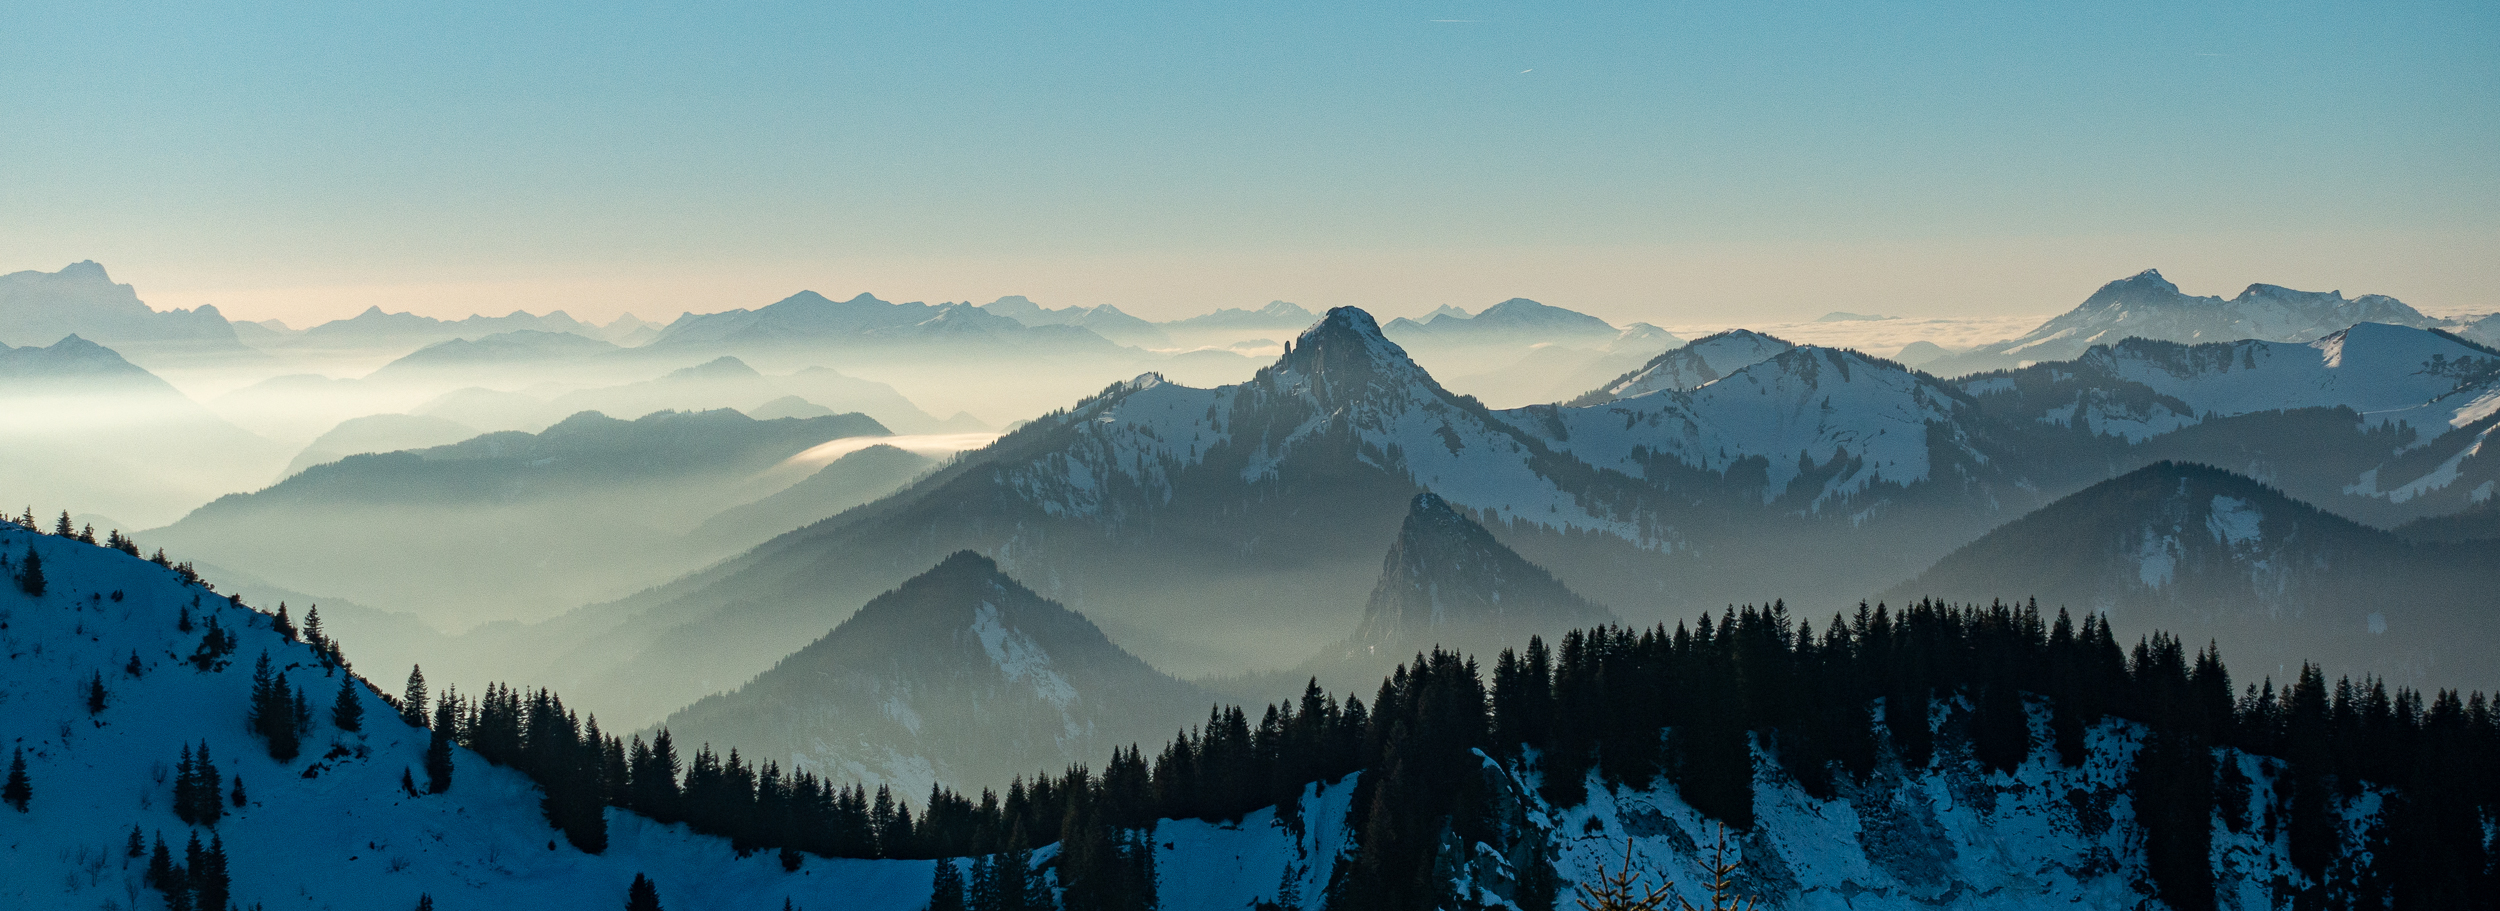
[1524,343,1973,505]
[1574,329,1797,405]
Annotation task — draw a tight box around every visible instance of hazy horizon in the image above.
[7,1,2493,327]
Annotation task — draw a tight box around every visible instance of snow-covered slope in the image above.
[1141,708,2337,911]
[656,552,1210,796]
[0,524,935,911]
[1569,329,1796,405]
[2083,323,2499,435]
[1928,270,2442,375]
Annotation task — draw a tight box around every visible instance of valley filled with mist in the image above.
[5,259,2499,910]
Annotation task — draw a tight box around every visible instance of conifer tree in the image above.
[416,896,435,911]
[625,872,664,911]
[87,671,108,714]
[929,857,968,911]
[333,676,365,731]
[231,775,247,808]
[272,602,295,641]
[126,650,143,677]
[425,727,455,794]
[402,666,430,728]
[3,747,29,811]
[79,523,95,544]
[14,546,43,597]
[302,605,329,657]
[128,825,146,858]
[146,833,174,889]
[248,653,302,762]
[54,510,73,536]
[295,687,315,737]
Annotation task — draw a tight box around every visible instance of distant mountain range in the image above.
[0,261,248,358]
[1925,269,2445,374]
[658,551,1210,795]
[476,301,2500,727]
[149,408,889,627]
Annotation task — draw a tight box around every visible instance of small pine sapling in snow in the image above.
[79,523,95,544]
[272,602,295,641]
[86,671,108,714]
[53,511,73,536]
[127,825,146,858]
[177,602,192,632]
[231,776,247,807]
[125,650,143,677]
[402,768,420,797]
[625,872,665,911]
[14,546,43,597]
[416,896,435,911]
[3,747,29,811]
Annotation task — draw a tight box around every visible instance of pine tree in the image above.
[127,825,146,858]
[14,546,43,597]
[146,833,173,888]
[333,676,365,731]
[425,728,455,794]
[248,653,302,762]
[402,666,430,728]
[302,605,328,658]
[54,510,74,536]
[86,671,108,714]
[272,602,296,641]
[231,775,247,807]
[3,747,29,811]
[930,857,968,911]
[416,896,435,911]
[79,523,95,544]
[625,872,665,911]
[294,687,315,737]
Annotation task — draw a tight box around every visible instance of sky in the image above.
[4,0,2495,327]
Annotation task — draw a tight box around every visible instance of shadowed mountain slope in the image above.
[656,551,1211,795]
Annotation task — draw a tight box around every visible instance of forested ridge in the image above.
[16,514,2499,910]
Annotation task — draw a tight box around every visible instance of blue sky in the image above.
[4,0,2493,325]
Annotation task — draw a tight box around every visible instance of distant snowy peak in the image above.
[1160,300,1315,330]
[0,260,242,350]
[1385,297,1618,343]
[1574,329,1796,404]
[1526,344,1971,505]
[1939,269,2443,373]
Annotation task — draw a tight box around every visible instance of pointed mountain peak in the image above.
[1278,307,1428,384]
[1259,300,1312,318]
[57,260,110,281]
[1348,491,1611,652]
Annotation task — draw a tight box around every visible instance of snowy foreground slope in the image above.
[0,525,2364,909]
[1146,715,2335,911]
[0,525,933,911]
